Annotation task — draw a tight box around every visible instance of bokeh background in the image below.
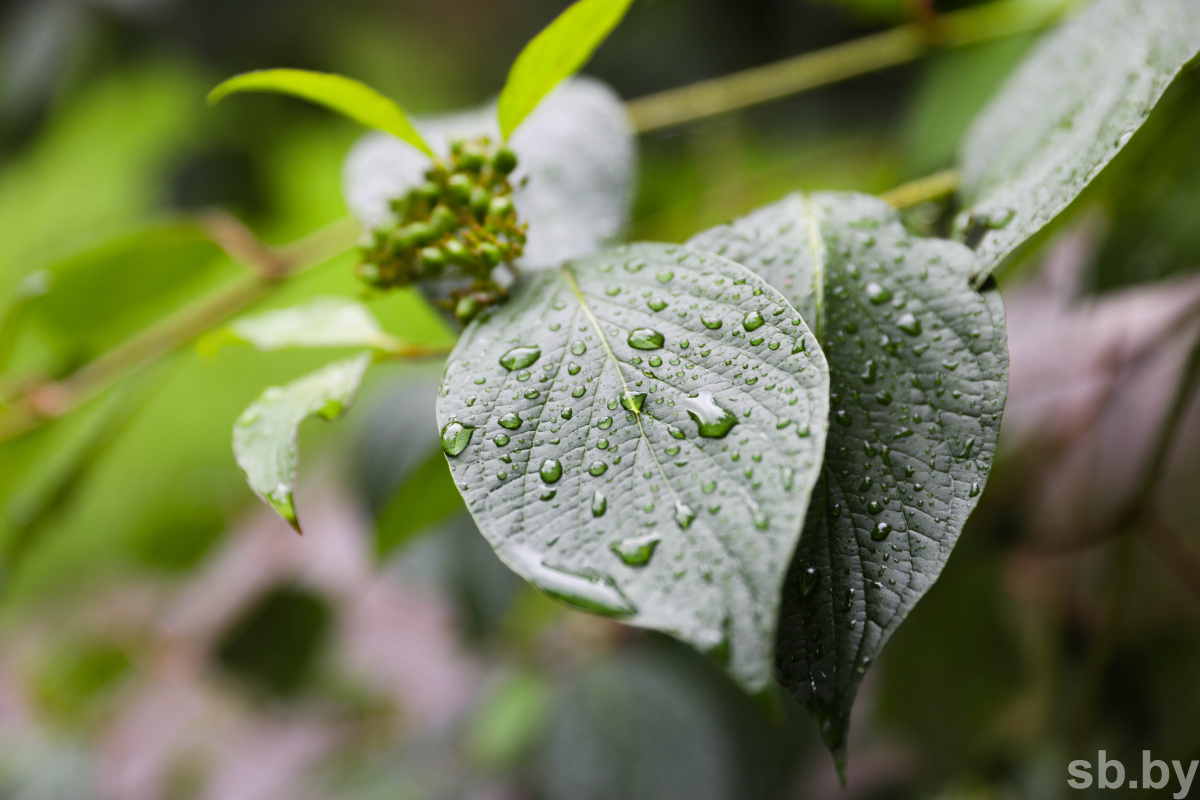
[1,0,1199,798]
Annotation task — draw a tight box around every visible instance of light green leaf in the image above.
[211,297,401,354]
[958,0,1200,286]
[497,0,634,140]
[209,69,433,157]
[689,192,1008,769]
[13,222,225,364]
[436,243,829,691]
[233,354,373,532]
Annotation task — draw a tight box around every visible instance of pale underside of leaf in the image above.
[208,69,433,157]
[436,242,830,691]
[497,0,635,140]
[218,297,398,352]
[958,0,1200,285]
[689,192,1008,764]
[343,77,636,271]
[233,354,372,531]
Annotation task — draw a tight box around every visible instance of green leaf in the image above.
[233,354,373,532]
[208,69,434,157]
[436,243,829,691]
[957,0,1200,286]
[497,0,634,139]
[210,297,401,354]
[14,222,225,364]
[688,192,1008,768]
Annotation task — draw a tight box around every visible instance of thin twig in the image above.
[625,0,1078,134]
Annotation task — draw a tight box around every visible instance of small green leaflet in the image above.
[212,297,402,353]
[689,192,1008,771]
[958,0,1200,286]
[497,0,635,140]
[436,243,829,691]
[208,69,434,157]
[233,354,373,532]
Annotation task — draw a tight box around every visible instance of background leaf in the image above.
[689,192,1008,767]
[212,296,400,353]
[957,0,1200,285]
[496,0,634,140]
[435,242,829,692]
[344,77,636,272]
[232,353,372,531]
[209,69,434,157]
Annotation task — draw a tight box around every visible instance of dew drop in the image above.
[539,459,563,484]
[499,345,541,371]
[871,522,892,541]
[592,491,607,517]
[683,393,738,438]
[743,311,765,331]
[440,421,475,456]
[897,314,922,336]
[866,283,892,305]
[701,315,723,330]
[498,412,522,430]
[628,328,665,350]
[612,533,660,566]
[588,461,609,477]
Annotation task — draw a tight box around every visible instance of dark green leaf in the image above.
[233,354,372,531]
[497,0,635,139]
[209,69,433,157]
[689,192,1008,767]
[958,0,1200,285]
[211,297,401,353]
[436,243,829,691]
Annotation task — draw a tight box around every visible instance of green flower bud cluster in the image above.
[357,137,526,323]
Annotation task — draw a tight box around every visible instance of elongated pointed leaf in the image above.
[497,0,634,139]
[212,297,401,353]
[958,0,1200,285]
[233,354,372,531]
[689,193,1008,767]
[436,243,829,691]
[209,69,433,157]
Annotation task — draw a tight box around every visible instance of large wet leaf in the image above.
[233,354,372,532]
[436,243,829,691]
[497,0,635,139]
[343,77,635,270]
[209,69,433,156]
[958,0,1200,285]
[689,192,1008,767]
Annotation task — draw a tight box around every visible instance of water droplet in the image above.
[561,408,573,420]
[753,511,769,530]
[701,315,723,330]
[621,392,647,413]
[673,502,696,530]
[969,481,980,497]
[656,270,674,283]
[683,393,738,438]
[568,362,581,375]
[571,341,587,356]
[588,461,608,476]
[493,434,510,446]
[539,459,563,484]
[592,491,607,516]
[512,547,634,616]
[498,412,522,430]
[647,297,668,312]
[612,534,660,566]
[628,328,665,350]
[866,283,892,305]
[499,345,541,371]
[871,522,892,541]
[835,409,852,427]
[440,421,475,456]
[801,566,820,596]
[897,314,922,336]
[743,311,765,331]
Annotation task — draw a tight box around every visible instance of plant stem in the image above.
[881,168,960,209]
[626,0,1078,134]
[0,215,361,444]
